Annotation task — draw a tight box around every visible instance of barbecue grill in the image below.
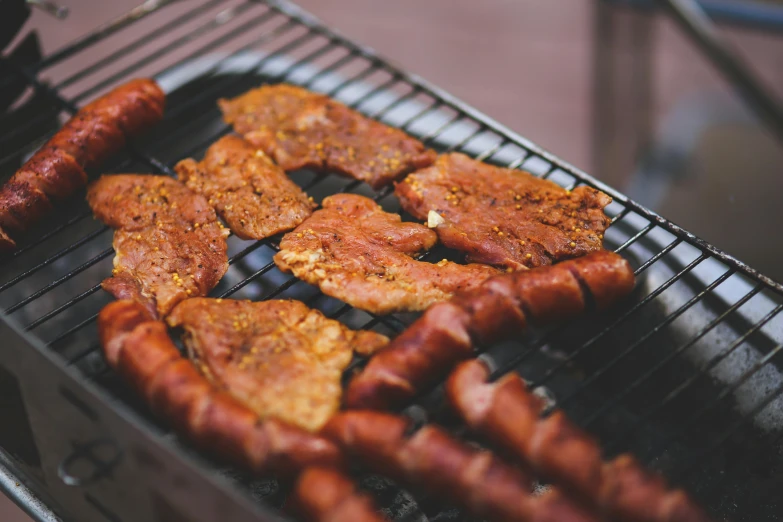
[1,1,782,521]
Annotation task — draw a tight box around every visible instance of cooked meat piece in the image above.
[175,135,315,240]
[323,411,600,522]
[166,298,388,432]
[274,194,500,315]
[396,153,612,269]
[346,250,635,410]
[88,175,229,318]
[98,300,344,477]
[447,360,713,522]
[218,84,436,189]
[292,467,389,522]
[0,78,165,251]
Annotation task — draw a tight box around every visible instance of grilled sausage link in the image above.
[292,467,389,522]
[447,360,713,522]
[98,300,343,477]
[346,250,635,410]
[0,78,165,250]
[322,411,599,522]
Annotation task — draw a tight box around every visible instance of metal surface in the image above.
[0,453,61,522]
[1,1,783,521]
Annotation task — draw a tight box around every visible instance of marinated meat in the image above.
[218,84,436,189]
[166,298,389,432]
[88,175,229,318]
[98,300,344,477]
[175,135,315,240]
[0,78,165,250]
[396,153,612,269]
[274,194,500,315]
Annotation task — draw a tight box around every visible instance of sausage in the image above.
[98,300,344,477]
[0,78,165,250]
[446,360,713,522]
[345,250,635,410]
[322,410,599,522]
[292,467,389,522]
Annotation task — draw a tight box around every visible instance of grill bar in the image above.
[71,3,261,105]
[0,6,285,157]
[53,0,229,91]
[5,248,112,315]
[35,0,182,70]
[604,303,783,453]
[24,284,102,331]
[549,254,715,406]
[0,209,95,265]
[641,341,783,463]
[489,237,686,383]
[580,283,765,428]
[0,227,109,296]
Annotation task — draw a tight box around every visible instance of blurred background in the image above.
[3,0,783,520]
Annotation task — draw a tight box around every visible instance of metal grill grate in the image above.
[2,1,783,520]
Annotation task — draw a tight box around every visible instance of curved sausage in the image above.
[98,300,343,477]
[0,78,165,250]
[292,467,389,522]
[346,250,636,410]
[446,360,713,522]
[322,410,599,522]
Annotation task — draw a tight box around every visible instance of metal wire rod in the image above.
[54,0,227,90]
[551,255,726,408]
[603,303,783,453]
[641,341,783,464]
[581,282,764,428]
[487,236,683,382]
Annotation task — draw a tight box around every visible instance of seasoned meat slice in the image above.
[88,175,229,318]
[218,84,436,189]
[175,135,315,240]
[274,194,500,315]
[396,153,612,269]
[166,298,388,432]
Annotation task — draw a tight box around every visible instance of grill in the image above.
[1,1,782,521]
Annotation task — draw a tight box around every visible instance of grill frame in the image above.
[1,1,783,521]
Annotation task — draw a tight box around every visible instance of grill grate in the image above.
[2,1,783,520]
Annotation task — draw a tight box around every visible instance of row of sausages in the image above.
[99,250,712,522]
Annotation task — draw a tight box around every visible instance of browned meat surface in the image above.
[88,175,229,318]
[0,78,165,251]
[166,298,388,432]
[274,194,500,315]
[218,84,436,189]
[98,300,344,477]
[396,153,612,269]
[175,135,315,240]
